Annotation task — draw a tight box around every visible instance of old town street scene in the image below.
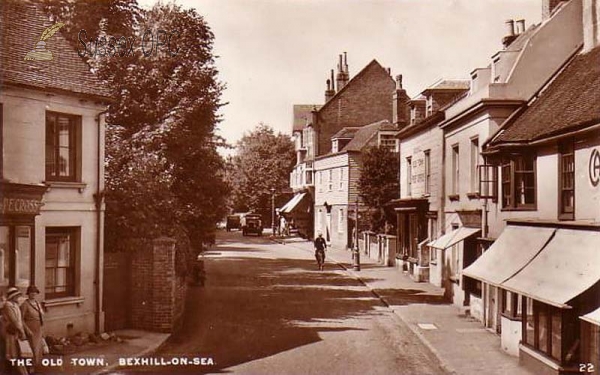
[0,0,599,374]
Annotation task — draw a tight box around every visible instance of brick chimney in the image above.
[542,0,563,20]
[583,0,600,52]
[336,52,350,91]
[392,74,410,129]
[325,70,335,102]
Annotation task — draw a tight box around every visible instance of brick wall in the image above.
[316,61,395,156]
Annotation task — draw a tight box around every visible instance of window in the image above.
[501,154,536,209]
[45,227,79,298]
[451,144,460,196]
[339,168,344,190]
[501,290,522,319]
[424,150,431,195]
[470,137,480,192]
[406,157,412,196]
[379,134,398,152]
[0,225,33,290]
[328,170,333,191]
[332,139,338,153]
[522,297,567,362]
[559,140,574,220]
[338,208,344,233]
[428,216,438,262]
[46,112,81,182]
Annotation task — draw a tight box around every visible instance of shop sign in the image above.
[0,198,43,215]
[590,148,600,187]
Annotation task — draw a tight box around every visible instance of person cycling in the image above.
[314,232,327,271]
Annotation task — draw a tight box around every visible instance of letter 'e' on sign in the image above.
[590,148,600,187]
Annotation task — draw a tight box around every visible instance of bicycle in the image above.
[315,249,326,271]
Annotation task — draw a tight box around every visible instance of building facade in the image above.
[1,1,111,335]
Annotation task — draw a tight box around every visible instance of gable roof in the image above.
[0,0,111,101]
[317,59,394,115]
[292,104,320,132]
[331,127,361,139]
[342,120,394,152]
[488,46,600,146]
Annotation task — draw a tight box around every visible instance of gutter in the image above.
[94,108,108,334]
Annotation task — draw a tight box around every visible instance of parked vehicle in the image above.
[242,214,263,236]
[226,215,241,231]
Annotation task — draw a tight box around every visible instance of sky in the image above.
[139,0,542,153]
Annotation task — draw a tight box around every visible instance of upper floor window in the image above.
[470,137,481,193]
[332,139,339,153]
[424,150,431,195]
[379,134,398,153]
[328,169,333,191]
[501,154,536,209]
[559,140,574,220]
[339,168,344,190]
[451,144,459,196]
[46,112,81,182]
[406,157,412,196]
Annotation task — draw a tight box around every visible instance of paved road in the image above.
[115,230,447,374]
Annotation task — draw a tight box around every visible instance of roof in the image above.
[489,46,600,145]
[422,79,470,94]
[342,120,394,152]
[292,104,319,132]
[331,127,361,139]
[0,0,111,100]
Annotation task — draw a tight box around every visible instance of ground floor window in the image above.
[522,297,573,362]
[501,290,522,319]
[0,225,33,291]
[45,227,79,299]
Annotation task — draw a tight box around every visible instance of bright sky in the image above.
[139,0,542,152]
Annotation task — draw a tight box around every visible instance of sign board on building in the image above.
[589,148,600,187]
[411,149,426,197]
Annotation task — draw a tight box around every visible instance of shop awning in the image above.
[581,306,600,326]
[281,193,307,214]
[502,229,600,309]
[462,226,556,286]
[428,227,480,250]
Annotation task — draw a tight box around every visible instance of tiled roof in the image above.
[490,46,600,145]
[292,104,320,132]
[331,127,361,139]
[0,0,111,100]
[343,120,393,152]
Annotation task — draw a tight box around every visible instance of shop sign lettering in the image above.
[590,148,600,187]
[0,198,42,215]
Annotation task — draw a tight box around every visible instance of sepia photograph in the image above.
[0,0,599,373]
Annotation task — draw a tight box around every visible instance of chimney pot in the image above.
[395,74,403,89]
[505,19,515,36]
[516,19,525,34]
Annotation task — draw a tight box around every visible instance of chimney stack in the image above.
[392,74,410,129]
[336,53,350,91]
[515,19,526,34]
[542,0,563,20]
[325,71,335,102]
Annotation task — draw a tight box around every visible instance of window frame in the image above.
[45,111,82,182]
[338,167,344,191]
[451,144,460,196]
[0,224,35,292]
[470,137,480,193]
[406,156,412,196]
[558,139,575,220]
[501,153,537,210]
[424,150,431,195]
[327,169,333,192]
[45,227,79,299]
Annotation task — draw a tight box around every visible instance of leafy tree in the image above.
[47,1,228,271]
[229,124,295,220]
[357,146,400,232]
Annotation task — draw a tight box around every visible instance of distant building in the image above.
[286,54,396,239]
[0,1,111,335]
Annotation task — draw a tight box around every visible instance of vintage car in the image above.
[242,214,263,236]
[226,214,241,231]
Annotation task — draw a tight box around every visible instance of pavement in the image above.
[276,235,535,375]
[38,329,170,374]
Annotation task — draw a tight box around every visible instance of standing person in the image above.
[21,285,44,371]
[3,287,28,375]
[279,215,287,237]
[314,232,327,271]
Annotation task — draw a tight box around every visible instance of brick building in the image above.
[1,1,111,335]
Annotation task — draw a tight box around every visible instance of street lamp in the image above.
[270,188,276,235]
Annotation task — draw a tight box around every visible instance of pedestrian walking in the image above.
[314,232,327,271]
[3,287,28,375]
[21,285,44,371]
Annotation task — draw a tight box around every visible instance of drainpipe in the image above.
[94,109,108,334]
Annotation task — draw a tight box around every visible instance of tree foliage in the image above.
[46,1,228,270]
[357,146,400,232]
[227,124,295,220]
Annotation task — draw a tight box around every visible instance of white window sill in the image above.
[44,181,87,193]
[44,296,85,308]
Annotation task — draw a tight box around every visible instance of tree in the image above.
[46,1,228,270]
[357,146,400,232]
[228,124,295,220]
